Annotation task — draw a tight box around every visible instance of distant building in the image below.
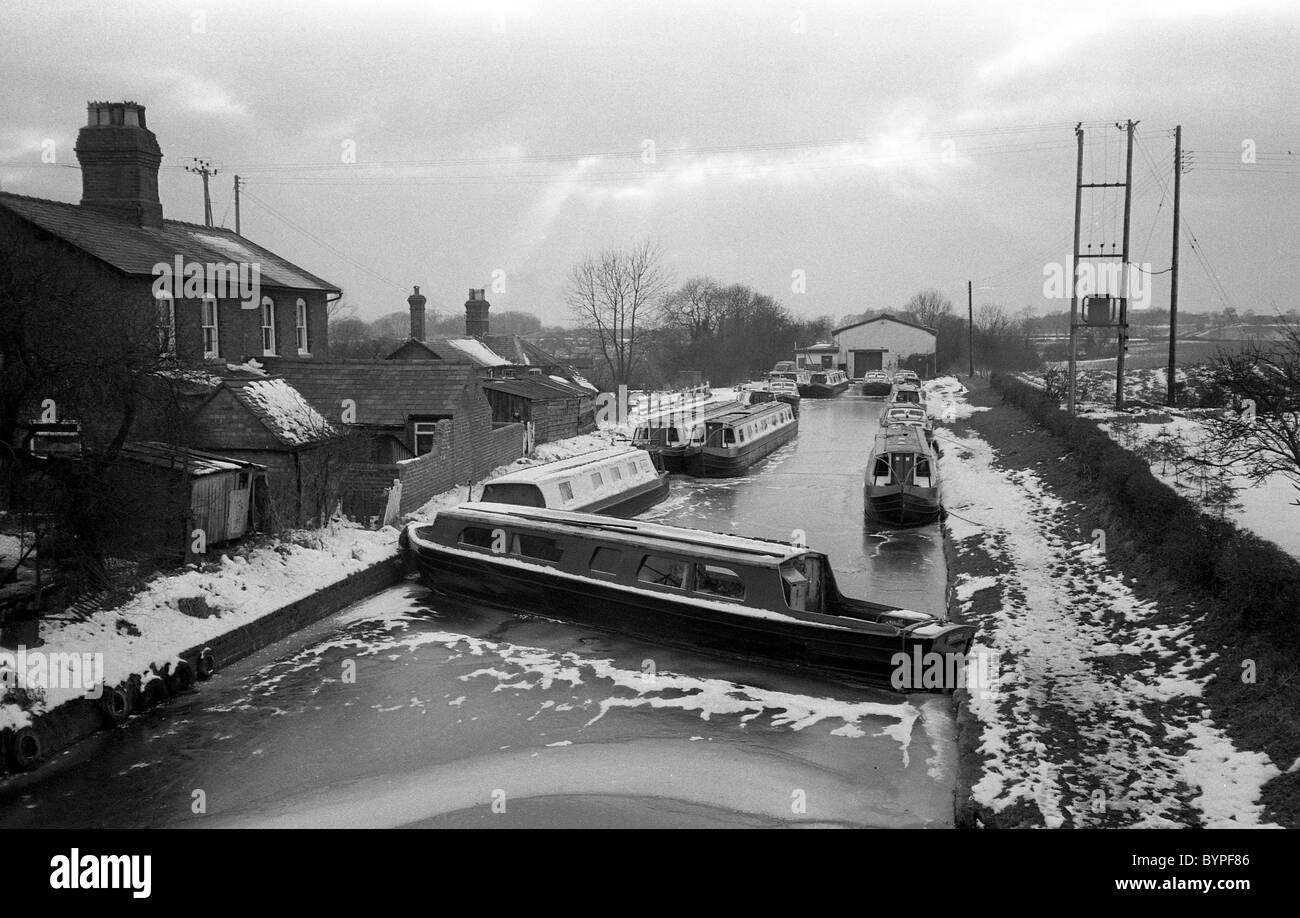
[829,314,938,377]
[0,101,339,367]
[387,286,596,444]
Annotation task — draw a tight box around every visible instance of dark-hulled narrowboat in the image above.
[401,503,975,689]
[798,368,851,399]
[632,401,741,473]
[480,446,669,517]
[864,425,942,527]
[689,400,798,477]
[860,370,892,396]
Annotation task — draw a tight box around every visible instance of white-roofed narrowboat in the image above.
[479,446,669,517]
[798,368,850,399]
[632,401,741,473]
[400,503,975,689]
[690,401,798,477]
[860,370,892,396]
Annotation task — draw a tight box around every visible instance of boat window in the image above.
[609,465,622,481]
[891,452,916,484]
[666,427,680,445]
[459,526,496,549]
[591,547,623,575]
[724,429,736,445]
[872,456,892,485]
[627,461,639,477]
[479,483,546,507]
[510,533,563,562]
[915,458,932,487]
[558,481,574,502]
[695,563,746,601]
[590,471,604,490]
[636,555,689,589]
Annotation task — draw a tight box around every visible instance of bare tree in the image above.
[565,241,670,387]
[900,289,953,329]
[659,276,722,343]
[1198,328,1300,503]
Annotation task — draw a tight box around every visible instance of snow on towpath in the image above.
[926,378,1282,828]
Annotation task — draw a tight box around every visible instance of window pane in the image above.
[695,564,745,600]
[590,547,622,574]
[558,481,573,501]
[511,533,562,562]
[458,526,495,548]
[637,555,687,589]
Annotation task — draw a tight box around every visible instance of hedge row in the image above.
[991,372,1299,645]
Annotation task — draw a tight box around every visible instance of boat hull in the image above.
[575,472,670,517]
[798,380,851,399]
[860,381,892,396]
[407,542,969,687]
[864,486,942,527]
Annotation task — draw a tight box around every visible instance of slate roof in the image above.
[260,360,481,428]
[221,377,337,447]
[0,192,339,293]
[482,376,588,401]
[832,314,937,337]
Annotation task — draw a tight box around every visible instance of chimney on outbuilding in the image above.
[75,101,164,228]
[408,285,427,341]
[465,288,490,338]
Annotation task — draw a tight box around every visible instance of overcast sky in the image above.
[2,0,1297,326]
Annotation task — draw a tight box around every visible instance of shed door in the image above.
[191,475,225,545]
[853,350,883,374]
[226,473,251,540]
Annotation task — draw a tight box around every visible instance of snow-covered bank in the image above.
[939,382,1283,828]
[0,431,628,739]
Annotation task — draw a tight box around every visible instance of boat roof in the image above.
[441,502,811,564]
[709,401,791,424]
[873,425,931,452]
[486,446,646,485]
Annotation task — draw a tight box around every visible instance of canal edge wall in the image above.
[0,553,406,778]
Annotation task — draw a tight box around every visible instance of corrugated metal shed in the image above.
[118,441,266,476]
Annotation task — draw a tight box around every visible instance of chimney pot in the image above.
[465,288,491,338]
[408,285,428,342]
[75,100,163,227]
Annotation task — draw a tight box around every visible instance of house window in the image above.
[295,298,309,354]
[155,293,175,357]
[261,297,276,355]
[202,297,220,359]
[413,422,441,455]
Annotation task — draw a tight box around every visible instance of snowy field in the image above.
[928,377,1288,827]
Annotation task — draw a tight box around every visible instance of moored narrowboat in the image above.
[799,368,851,398]
[690,400,798,477]
[889,382,926,407]
[632,401,741,473]
[401,503,976,689]
[860,370,892,396]
[480,446,669,517]
[879,404,934,443]
[864,425,942,527]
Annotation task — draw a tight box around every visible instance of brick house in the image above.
[0,101,338,369]
[387,287,597,444]
[259,359,524,519]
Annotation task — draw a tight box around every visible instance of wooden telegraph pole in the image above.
[185,158,219,228]
[1166,126,1182,407]
[1115,120,1136,411]
[968,280,974,377]
[1067,125,1084,417]
[234,174,242,236]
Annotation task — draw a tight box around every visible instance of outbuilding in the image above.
[830,314,937,378]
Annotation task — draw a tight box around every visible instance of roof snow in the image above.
[438,337,511,367]
[230,377,337,446]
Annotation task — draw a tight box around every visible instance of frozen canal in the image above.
[0,394,956,828]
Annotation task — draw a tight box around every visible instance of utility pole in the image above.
[185,158,218,228]
[1166,125,1182,407]
[968,280,974,377]
[234,174,242,235]
[1115,120,1136,411]
[1067,124,1084,417]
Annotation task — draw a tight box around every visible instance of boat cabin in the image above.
[705,401,795,448]
[480,446,665,512]
[869,426,936,489]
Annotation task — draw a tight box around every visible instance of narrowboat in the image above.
[401,503,976,689]
[741,379,800,415]
[893,370,921,387]
[889,383,926,407]
[479,446,669,517]
[632,401,740,473]
[689,400,798,477]
[879,404,934,443]
[864,425,943,527]
[860,370,892,396]
[799,368,851,399]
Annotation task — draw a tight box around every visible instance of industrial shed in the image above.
[481,372,596,445]
[831,314,937,378]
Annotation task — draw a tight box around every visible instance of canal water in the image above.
[0,394,954,829]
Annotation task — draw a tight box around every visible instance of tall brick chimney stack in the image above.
[75,101,164,228]
[465,288,490,338]
[408,285,427,341]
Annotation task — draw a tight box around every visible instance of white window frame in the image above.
[295,298,309,355]
[413,421,440,455]
[261,296,277,356]
[155,292,175,357]
[202,297,220,359]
